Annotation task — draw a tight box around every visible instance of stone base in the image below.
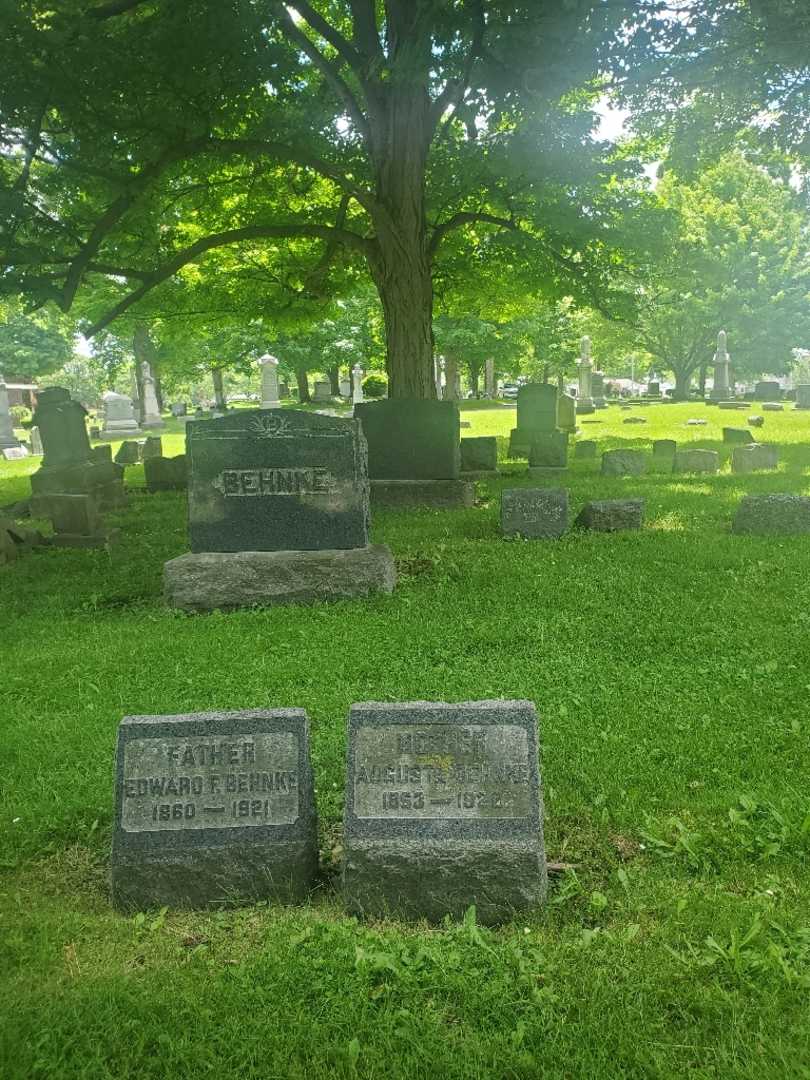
[460,469,498,481]
[0,435,21,450]
[112,839,317,911]
[164,545,397,612]
[99,426,141,440]
[370,479,474,509]
[342,838,547,925]
[732,494,810,535]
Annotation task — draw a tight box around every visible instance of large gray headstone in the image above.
[111,709,318,909]
[601,449,646,477]
[186,409,369,553]
[342,700,547,924]
[732,494,810,535]
[355,400,460,480]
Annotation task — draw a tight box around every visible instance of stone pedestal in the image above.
[352,365,364,405]
[0,380,20,450]
[259,354,281,409]
[709,331,730,400]
[100,391,140,439]
[164,546,396,611]
[141,364,164,428]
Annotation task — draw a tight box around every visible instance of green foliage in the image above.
[361,373,387,399]
[0,309,73,380]
[9,404,31,426]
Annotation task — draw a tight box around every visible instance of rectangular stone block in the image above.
[30,492,102,537]
[723,427,755,444]
[187,409,369,553]
[673,449,719,474]
[732,494,810,535]
[355,400,460,480]
[574,440,597,459]
[501,488,568,539]
[342,700,547,924]
[600,449,646,477]
[460,436,497,473]
[145,454,188,492]
[652,439,676,457]
[731,444,779,474]
[528,431,568,469]
[762,402,784,412]
[575,499,644,531]
[369,479,474,509]
[111,709,318,909]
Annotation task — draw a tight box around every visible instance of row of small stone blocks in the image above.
[598,444,779,476]
[111,700,547,925]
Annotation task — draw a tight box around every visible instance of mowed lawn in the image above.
[2,401,810,1079]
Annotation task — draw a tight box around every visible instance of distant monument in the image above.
[259,354,281,409]
[710,331,730,400]
[0,378,20,450]
[140,363,164,428]
[352,364,364,405]
[576,337,595,414]
[100,391,140,439]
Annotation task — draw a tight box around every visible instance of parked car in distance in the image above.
[501,383,520,399]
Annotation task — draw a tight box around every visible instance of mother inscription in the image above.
[111,709,317,910]
[343,700,547,924]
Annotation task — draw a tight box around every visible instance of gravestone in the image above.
[3,446,28,460]
[313,381,332,403]
[355,400,472,508]
[351,365,364,405]
[723,427,755,445]
[686,418,707,426]
[111,708,318,910]
[600,449,646,477]
[29,426,43,456]
[528,431,568,471]
[575,499,644,532]
[718,401,749,410]
[622,416,647,424]
[115,441,141,465]
[574,440,597,460]
[795,385,810,410]
[710,330,731,400]
[339,378,351,398]
[166,409,395,609]
[754,381,781,401]
[653,439,677,459]
[30,492,108,548]
[0,379,21,450]
[762,402,783,412]
[647,381,661,397]
[140,363,165,428]
[100,391,140,439]
[460,436,498,475]
[591,371,606,408]
[731,444,779,474]
[170,402,188,417]
[732,494,810,535]
[91,444,113,464]
[576,336,595,413]
[144,454,188,492]
[30,387,125,509]
[748,415,764,428]
[556,393,576,434]
[673,449,719,474]
[501,488,568,539]
[509,384,558,457]
[342,699,547,924]
[141,436,163,460]
[259,354,281,409]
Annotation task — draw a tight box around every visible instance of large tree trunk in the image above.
[211,367,226,410]
[673,368,693,401]
[295,366,311,404]
[328,365,340,397]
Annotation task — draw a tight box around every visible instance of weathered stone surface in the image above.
[91,444,113,464]
[601,449,646,477]
[528,431,568,469]
[32,387,92,468]
[731,444,779,474]
[574,440,597,460]
[653,439,677,457]
[509,384,558,456]
[115,441,141,465]
[164,546,396,611]
[0,380,19,450]
[460,436,497,473]
[370,479,474,509]
[142,436,163,460]
[355,400,460,480]
[762,402,783,412]
[754,381,781,401]
[723,427,755,444]
[575,499,644,532]
[673,449,719,474]
[144,454,188,493]
[342,700,547,924]
[111,709,318,910]
[100,391,140,439]
[732,494,810,535]
[622,416,647,424]
[30,492,108,547]
[187,410,369,553]
[748,415,765,428]
[556,393,577,433]
[718,401,749,410]
[501,488,568,539]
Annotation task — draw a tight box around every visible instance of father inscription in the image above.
[343,700,547,924]
[111,709,317,909]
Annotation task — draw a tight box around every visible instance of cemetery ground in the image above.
[2,403,810,1079]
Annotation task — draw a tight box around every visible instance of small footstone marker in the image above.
[111,709,318,910]
[575,499,644,532]
[672,449,719,474]
[501,488,568,539]
[723,427,755,445]
[342,700,547,924]
[600,449,646,477]
[732,494,810,535]
[574,440,597,460]
[731,444,778,474]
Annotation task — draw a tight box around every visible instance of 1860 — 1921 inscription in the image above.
[111,709,317,910]
[343,700,547,924]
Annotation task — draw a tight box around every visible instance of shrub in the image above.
[10,404,32,426]
[363,373,388,398]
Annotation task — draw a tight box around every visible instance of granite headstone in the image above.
[501,488,568,539]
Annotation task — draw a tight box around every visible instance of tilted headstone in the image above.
[723,427,755,445]
[0,379,20,450]
[115,440,141,465]
[653,439,677,458]
[144,454,188,492]
[313,380,332,402]
[762,402,783,412]
[141,435,163,460]
[100,391,140,439]
[509,384,558,457]
[556,392,576,434]
[754,381,781,401]
[186,410,370,553]
[600,449,646,477]
[732,494,810,535]
[673,449,719,474]
[342,700,547,924]
[355,400,460,480]
[501,488,568,539]
[575,499,644,532]
[528,431,568,470]
[795,385,810,410]
[259,354,281,409]
[460,436,497,474]
[574,439,597,460]
[731,444,779,474]
[111,709,318,910]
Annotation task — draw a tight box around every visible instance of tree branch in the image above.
[86,0,152,19]
[429,0,486,132]
[85,223,372,335]
[348,0,385,67]
[428,210,517,257]
[287,0,365,74]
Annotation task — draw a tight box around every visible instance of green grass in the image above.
[2,402,810,1079]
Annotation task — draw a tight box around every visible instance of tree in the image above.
[1,1,664,399]
[633,154,810,397]
[0,307,73,380]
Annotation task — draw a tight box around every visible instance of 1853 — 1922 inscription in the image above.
[342,700,547,924]
[111,710,317,910]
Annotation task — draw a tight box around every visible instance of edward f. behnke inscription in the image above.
[343,700,547,924]
[111,710,317,910]
[186,409,369,552]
